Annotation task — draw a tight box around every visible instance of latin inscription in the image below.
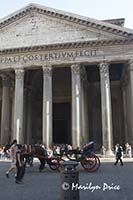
[0,49,97,64]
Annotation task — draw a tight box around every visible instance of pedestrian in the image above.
[114,144,123,166]
[101,145,106,157]
[114,144,119,156]
[128,145,132,158]
[125,142,130,157]
[15,144,26,184]
[5,139,17,178]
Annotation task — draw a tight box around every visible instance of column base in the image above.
[105,149,114,157]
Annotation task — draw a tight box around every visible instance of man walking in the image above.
[114,144,123,166]
[15,144,25,184]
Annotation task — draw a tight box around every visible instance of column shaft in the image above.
[122,85,129,142]
[99,63,113,155]
[26,92,32,144]
[14,69,24,144]
[71,64,82,147]
[42,66,52,148]
[128,62,133,146]
[0,76,11,145]
[11,88,15,142]
[81,67,89,144]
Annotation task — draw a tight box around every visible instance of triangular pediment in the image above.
[0,3,133,50]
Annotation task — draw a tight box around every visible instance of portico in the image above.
[0,4,133,154]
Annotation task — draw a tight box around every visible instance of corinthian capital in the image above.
[0,75,11,87]
[15,69,24,79]
[99,62,109,74]
[71,64,81,74]
[42,66,52,76]
[128,60,133,71]
[80,66,87,81]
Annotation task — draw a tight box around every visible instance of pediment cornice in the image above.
[0,38,133,55]
[102,18,125,27]
[0,3,133,38]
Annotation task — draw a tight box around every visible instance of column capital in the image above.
[99,62,109,74]
[80,66,87,81]
[121,66,129,88]
[15,68,24,79]
[42,65,52,76]
[121,75,128,88]
[0,74,11,87]
[128,60,133,71]
[71,64,81,74]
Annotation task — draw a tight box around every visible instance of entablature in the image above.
[0,39,133,70]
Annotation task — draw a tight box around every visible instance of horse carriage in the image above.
[21,145,61,171]
[56,141,100,172]
[22,141,100,172]
[4,142,100,173]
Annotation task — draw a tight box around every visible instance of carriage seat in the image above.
[82,141,94,154]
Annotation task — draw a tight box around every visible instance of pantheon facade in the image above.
[0,3,133,154]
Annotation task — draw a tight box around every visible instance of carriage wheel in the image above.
[81,154,100,172]
[81,154,97,171]
[88,155,100,172]
[57,158,66,171]
[49,158,60,170]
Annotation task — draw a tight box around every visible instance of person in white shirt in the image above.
[125,142,130,157]
[5,139,17,178]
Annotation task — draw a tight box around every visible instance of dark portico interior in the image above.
[24,67,72,145]
[52,67,71,145]
[86,64,125,148]
[23,64,125,148]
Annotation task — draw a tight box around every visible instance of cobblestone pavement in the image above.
[0,158,133,200]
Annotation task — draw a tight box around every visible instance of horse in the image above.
[4,143,62,171]
[22,144,47,171]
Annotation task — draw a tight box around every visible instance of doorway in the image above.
[53,103,71,144]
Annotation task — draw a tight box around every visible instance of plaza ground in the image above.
[0,158,133,200]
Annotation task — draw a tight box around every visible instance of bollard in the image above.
[61,161,79,200]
